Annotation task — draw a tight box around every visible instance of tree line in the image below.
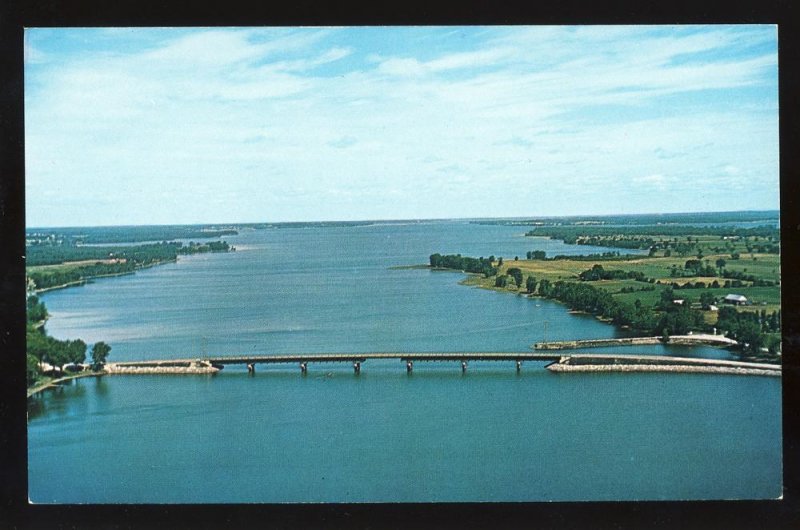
[28,262,138,290]
[429,253,498,277]
[26,296,111,386]
[578,264,648,282]
[526,250,633,261]
[27,225,237,245]
[27,241,233,291]
[714,306,781,354]
[27,240,232,267]
[525,224,780,240]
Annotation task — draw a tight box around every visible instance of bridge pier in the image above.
[247,363,255,374]
[300,362,307,374]
[406,360,413,373]
[353,361,361,374]
[461,361,468,373]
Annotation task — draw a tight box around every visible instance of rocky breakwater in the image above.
[545,354,780,377]
[546,363,780,377]
[534,334,738,350]
[105,360,220,375]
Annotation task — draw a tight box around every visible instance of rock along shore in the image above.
[534,334,738,350]
[105,360,219,375]
[546,363,779,377]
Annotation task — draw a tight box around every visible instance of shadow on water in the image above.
[27,378,88,420]
[93,375,110,396]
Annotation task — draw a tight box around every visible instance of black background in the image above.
[1,1,798,528]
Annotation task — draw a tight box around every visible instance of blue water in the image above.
[28,222,782,502]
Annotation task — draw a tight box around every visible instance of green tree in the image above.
[654,306,703,336]
[495,275,508,288]
[507,268,523,288]
[91,341,112,369]
[26,326,50,362]
[766,335,781,355]
[699,291,716,309]
[658,287,676,310]
[26,295,48,323]
[525,275,537,294]
[715,258,726,270]
[27,354,41,385]
[36,335,72,368]
[538,279,552,297]
[736,321,763,354]
[66,339,87,365]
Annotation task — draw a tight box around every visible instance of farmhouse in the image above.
[723,294,748,305]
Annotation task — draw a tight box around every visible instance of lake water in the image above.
[28,222,782,502]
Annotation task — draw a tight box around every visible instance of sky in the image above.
[24,26,779,227]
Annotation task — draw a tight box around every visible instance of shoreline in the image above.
[32,258,177,294]
[454,270,751,351]
[534,334,738,350]
[27,370,105,398]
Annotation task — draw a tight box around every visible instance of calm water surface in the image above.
[28,222,782,502]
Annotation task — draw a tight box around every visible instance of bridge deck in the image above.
[113,353,563,366]
[111,352,780,371]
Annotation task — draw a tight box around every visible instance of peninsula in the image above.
[428,212,781,361]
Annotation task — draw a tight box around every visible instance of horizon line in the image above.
[25,208,780,231]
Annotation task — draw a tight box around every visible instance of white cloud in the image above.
[25,26,779,225]
[633,174,669,191]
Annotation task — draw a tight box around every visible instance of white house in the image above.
[724,294,748,305]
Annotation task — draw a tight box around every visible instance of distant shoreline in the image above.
[33,258,177,294]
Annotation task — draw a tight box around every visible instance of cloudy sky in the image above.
[25,26,778,227]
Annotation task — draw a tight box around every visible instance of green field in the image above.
[461,249,780,328]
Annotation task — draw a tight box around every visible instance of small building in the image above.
[38,362,61,376]
[724,294,748,305]
[672,299,685,305]
[708,305,719,312]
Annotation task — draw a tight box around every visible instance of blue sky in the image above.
[24,26,778,226]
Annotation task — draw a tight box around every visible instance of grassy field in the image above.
[462,250,780,327]
[27,258,125,274]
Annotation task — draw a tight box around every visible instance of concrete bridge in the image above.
[110,352,564,374]
[106,352,781,377]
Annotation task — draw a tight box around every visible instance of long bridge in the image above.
[104,352,781,377]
